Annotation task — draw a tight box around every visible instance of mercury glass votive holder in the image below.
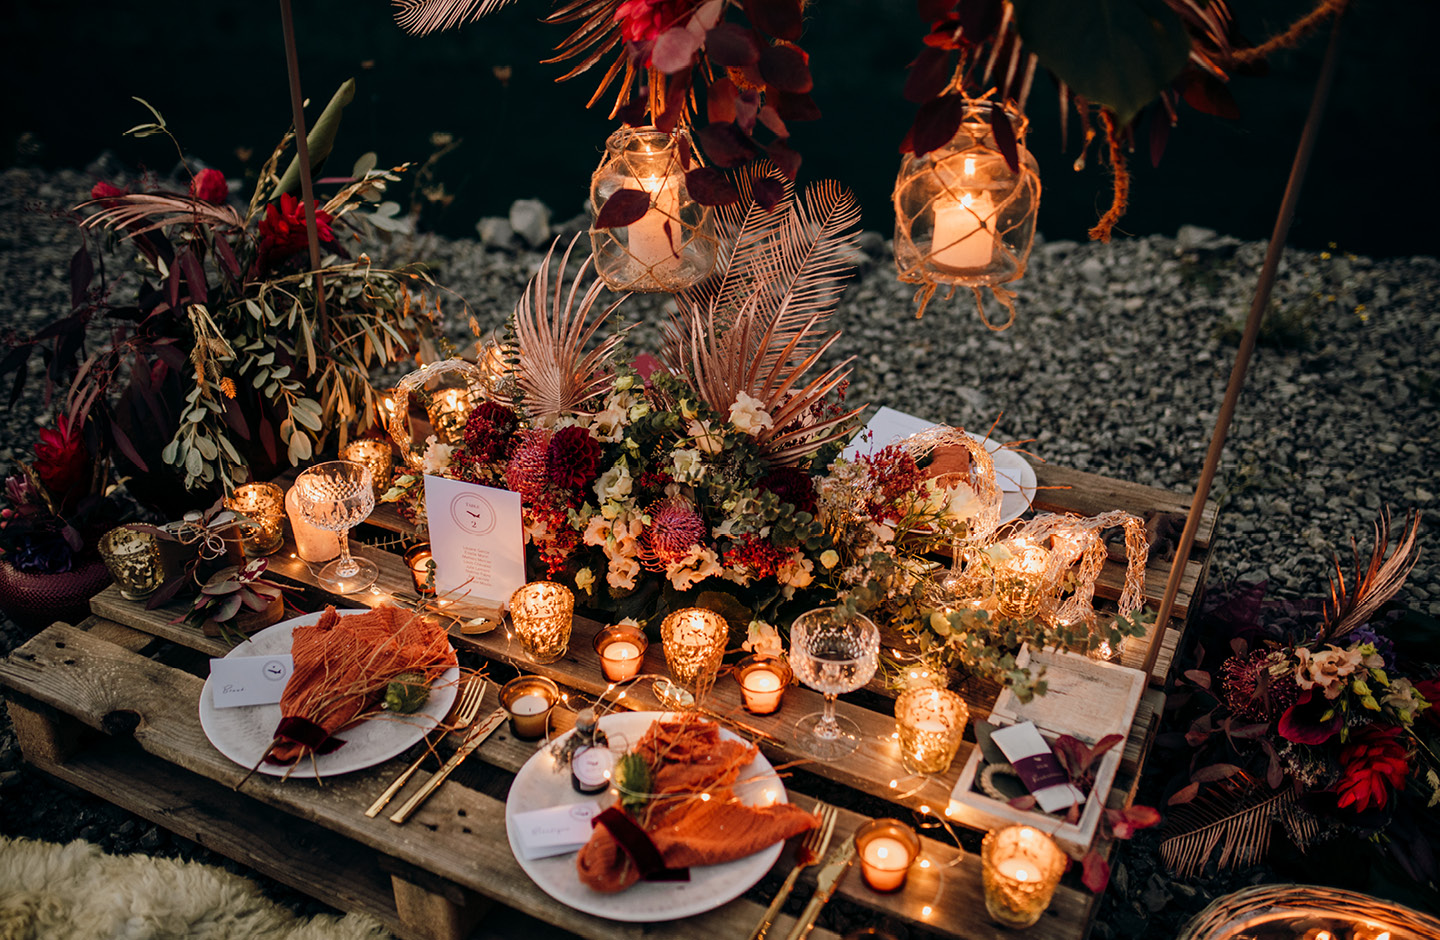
[660,607,729,692]
[224,483,285,557]
[735,653,792,716]
[895,686,970,774]
[509,581,574,665]
[98,525,164,600]
[593,623,649,682]
[981,825,1067,928]
[500,675,561,740]
[340,439,395,495]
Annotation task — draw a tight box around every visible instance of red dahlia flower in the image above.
[1335,724,1409,813]
[758,466,819,516]
[33,419,89,508]
[257,194,333,270]
[461,401,521,465]
[505,430,552,501]
[546,426,602,492]
[189,168,229,204]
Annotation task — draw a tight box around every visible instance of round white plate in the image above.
[505,711,787,922]
[968,431,1038,524]
[198,608,459,778]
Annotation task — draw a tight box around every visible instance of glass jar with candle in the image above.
[340,439,395,495]
[589,126,718,292]
[224,483,286,557]
[894,686,969,774]
[500,675,561,740]
[509,581,575,665]
[660,606,729,696]
[993,538,1051,619]
[98,525,165,600]
[593,622,649,683]
[981,825,1067,928]
[735,653,792,716]
[893,100,1040,319]
[404,542,436,597]
[854,819,920,892]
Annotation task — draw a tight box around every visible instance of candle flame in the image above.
[1015,869,1029,882]
[876,846,889,860]
[922,906,933,918]
[963,155,976,175]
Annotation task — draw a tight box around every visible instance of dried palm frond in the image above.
[1320,509,1422,643]
[512,234,628,421]
[1159,776,1316,878]
[391,0,523,36]
[679,294,859,466]
[79,194,245,240]
[544,0,631,116]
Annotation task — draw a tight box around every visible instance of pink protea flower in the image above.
[1221,649,1301,721]
[638,497,706,569]
[505,430,551,501]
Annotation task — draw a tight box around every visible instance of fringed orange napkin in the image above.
[576,715,817,893]
[268,605,454,765]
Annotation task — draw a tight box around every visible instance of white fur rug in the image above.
[0,836,393,940]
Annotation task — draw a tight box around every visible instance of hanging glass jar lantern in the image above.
[589,126,718,293]
[893,100,1040,329]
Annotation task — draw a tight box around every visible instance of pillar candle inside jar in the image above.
[625,174,683,270]
[854,819,920,893]
[285,486,340,562]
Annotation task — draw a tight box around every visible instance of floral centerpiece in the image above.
[1160,512,1438,892]
[0,87,444,509]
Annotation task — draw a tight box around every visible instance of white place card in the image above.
[208,654,294,709]
[511,801,605,860]
[423,474,526,610]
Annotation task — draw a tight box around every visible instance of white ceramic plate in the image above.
[968,432,1039,524]
[198,608,459,778]
[504,711,787,922]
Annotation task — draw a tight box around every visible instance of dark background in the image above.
[3,0,1436,258]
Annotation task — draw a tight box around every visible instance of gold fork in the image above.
[365,678,487,818]
[746,801,839,940]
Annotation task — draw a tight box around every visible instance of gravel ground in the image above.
[2,165,1437,937]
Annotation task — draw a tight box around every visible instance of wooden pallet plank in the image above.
[1,624,1088,940]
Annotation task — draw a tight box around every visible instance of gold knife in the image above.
[389,708,506,824]
[781,837,856,940]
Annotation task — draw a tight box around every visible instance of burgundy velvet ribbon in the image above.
[593,807,690,882]
[265,716,346,764]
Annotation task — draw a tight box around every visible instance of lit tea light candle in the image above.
[659,607,728,693]
[509,581,575,665]
[500,675,561,741]
[894,686,969,775]
[854,819,920,893]
[735,654,792,715]
[404,543,436,597]
[981,825,1067,928]
[593,622,649,682]
[340,439,395,495]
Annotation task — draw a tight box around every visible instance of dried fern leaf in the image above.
[392,0,521,36]
[1158,777,1299,879]
[79,194,245,239]
[1322,509,1422,642]
[512,234,628,421]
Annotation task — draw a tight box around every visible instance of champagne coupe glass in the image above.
[788,607,881,761]
[292,460,378,594]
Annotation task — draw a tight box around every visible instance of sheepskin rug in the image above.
[0,836,393,940]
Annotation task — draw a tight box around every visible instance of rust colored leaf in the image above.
[904,47,952,104]
[744,0,802,41]
[736,87,761,135]
[1081,851,1109,892]
[655,69,693,133]
[708,77,739,124]
[752,175,786,211]
[685,167,740,206]
[758,42,812,93]
[1184,669,1212,690]
[1190,762,1243,784]
[770,90,820,122]
[766,138,801,180]
[706,23,760,65]
[1181,69,1240,120]
[69,246,92,310]
[1168,781,1201,805]
[594,189,652,229]
[990,101,1019,171]
[910,92,966,156]
[678,133,693,171]
[697,122,761,168]
[758,104,788,138]
[617,98,650,127]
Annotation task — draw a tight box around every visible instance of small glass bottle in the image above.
[569,708,613,795]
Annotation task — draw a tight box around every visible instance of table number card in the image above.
[423,474,526,611]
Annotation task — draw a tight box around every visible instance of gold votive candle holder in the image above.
[981,825,1067,928]
[593,623,649,682]
[340,439,395,495]
[405,543,436,597]
[735,653,792,715]
[509,581,574,665]
[224,483,285,557]
[855,818,920,892]
[895,686,970,774]
[995,538,1050,619]
[427,387,469,446]
[660,607,729,692]
[501,675,561,740]
[98,525,164,600]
